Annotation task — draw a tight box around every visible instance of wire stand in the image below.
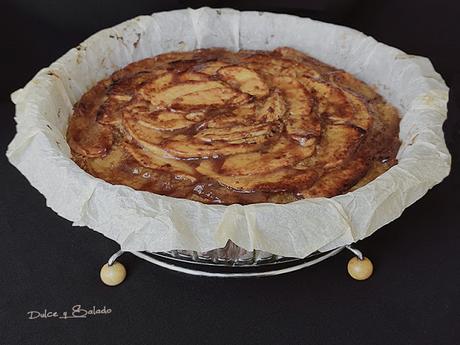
[100,245,373,285]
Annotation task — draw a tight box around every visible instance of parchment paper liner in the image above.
[6,8,451,258]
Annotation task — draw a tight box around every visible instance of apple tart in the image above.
[67,47,401,204]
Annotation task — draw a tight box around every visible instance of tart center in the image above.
[67,48,400,204]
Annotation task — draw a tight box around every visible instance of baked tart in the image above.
[67,47,401,204]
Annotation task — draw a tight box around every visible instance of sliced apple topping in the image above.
[217,65,269,98]
[273,76,320,144]
[299,76,372,130]
[220,137,315,176]
[194,122,280,145]
[124,142,197,182]
[310,124,363,170]
[163,138,264,159]
[254,90,286,122]
[196,160,318,192]
[68,116,113,157]
[68,47,400,204]
[171,86,241,109]
[194,60,229,75]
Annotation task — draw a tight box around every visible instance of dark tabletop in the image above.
[1,1,459,344]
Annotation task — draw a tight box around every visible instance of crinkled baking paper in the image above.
[6,8,451,257]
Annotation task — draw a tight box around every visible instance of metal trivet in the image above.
[99,243,373,284]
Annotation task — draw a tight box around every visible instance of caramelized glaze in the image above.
[67,48,400,204]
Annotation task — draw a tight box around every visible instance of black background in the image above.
[1,1,459,344]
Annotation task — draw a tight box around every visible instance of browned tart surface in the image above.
[67,47,401,204]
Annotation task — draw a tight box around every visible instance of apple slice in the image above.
[273,76,320,144]
[220,137,315,176]
[67,116,113,157]
[301,158,369,197]
[217,65,269,97]
[299,76,371,130]
[196,160,318,192]
[124,142,197,182]
[194,122,279,145]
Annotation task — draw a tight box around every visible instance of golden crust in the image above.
[67,47,400,204]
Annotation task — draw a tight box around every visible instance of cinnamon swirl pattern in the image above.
[67,48,400,204]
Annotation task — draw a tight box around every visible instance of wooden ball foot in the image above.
[347,256,373,281]
[100,261,126,286]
